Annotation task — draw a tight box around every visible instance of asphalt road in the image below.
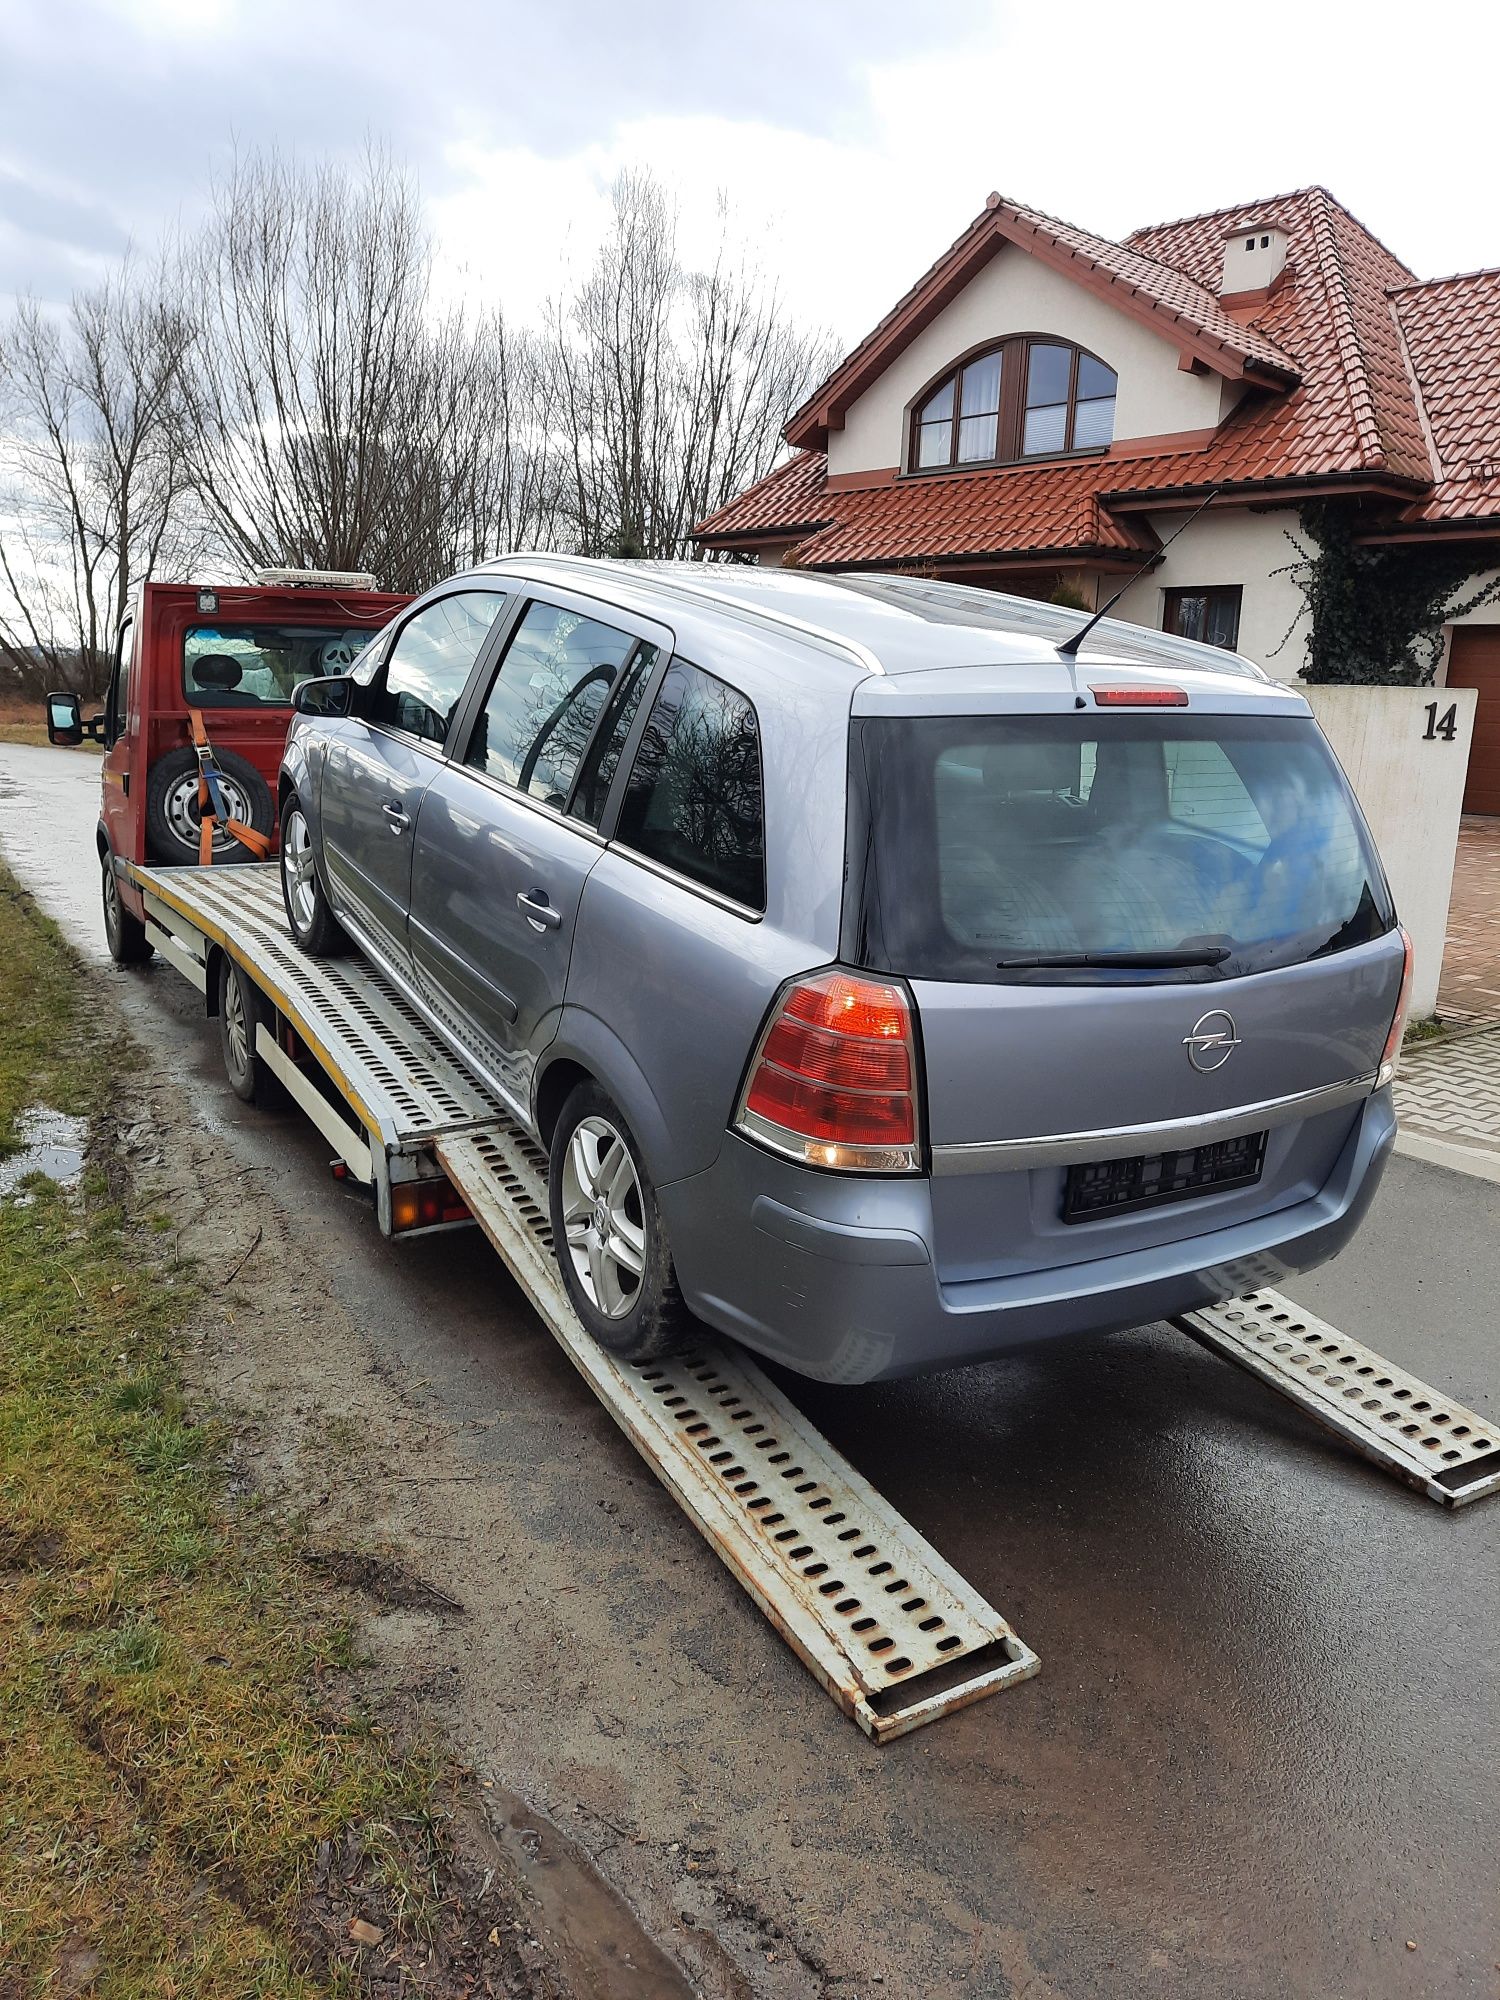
[3,738,1496,2000]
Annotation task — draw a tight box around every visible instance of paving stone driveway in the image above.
[1438,815,1500,1023]
[1395,1025,1500,1166]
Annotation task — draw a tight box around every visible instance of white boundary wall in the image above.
[1307,685,1477,1018]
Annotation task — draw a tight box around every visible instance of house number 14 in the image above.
[1423,702,1459,742]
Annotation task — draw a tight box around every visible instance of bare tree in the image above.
[0,267,197,696]
[400,309,570,579]
[545,172,832,560]
[169,148,572,591]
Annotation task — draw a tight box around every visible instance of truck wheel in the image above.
[145,746,274,867]
[280,794,348,957]
[548,1083,693,1364]
[217,954,277,1106]
[101,851,153,964]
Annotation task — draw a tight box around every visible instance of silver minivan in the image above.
[280,561,1409,1382]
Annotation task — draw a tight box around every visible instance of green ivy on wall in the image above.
[1280,502,1500,686]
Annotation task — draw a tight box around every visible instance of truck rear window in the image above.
[184,625,373,706]
[847,712,1394,983]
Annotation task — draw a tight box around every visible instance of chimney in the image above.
[1220,223,1288,299]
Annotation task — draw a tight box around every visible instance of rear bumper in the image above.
[659,1091,1396,1384]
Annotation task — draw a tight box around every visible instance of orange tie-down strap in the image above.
[189,710,273,867]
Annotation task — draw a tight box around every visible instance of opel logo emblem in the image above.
[1184,1009,1241,1073]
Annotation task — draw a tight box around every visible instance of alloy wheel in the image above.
[560,1116,646,1320]
[283,808,318,932]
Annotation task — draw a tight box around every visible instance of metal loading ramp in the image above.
[134,864,511,1152]
[129,862,1039,1738]
[1177,1290,1500,1508]
[439,1124,1039,1740]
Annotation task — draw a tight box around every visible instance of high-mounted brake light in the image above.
[1377,925,1415,1089]
[736,969,922,1174]
[1090,685,1189,706]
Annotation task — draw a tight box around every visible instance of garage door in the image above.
[1446,627,1500,815]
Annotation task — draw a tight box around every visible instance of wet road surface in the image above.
[3,740,1497,1998]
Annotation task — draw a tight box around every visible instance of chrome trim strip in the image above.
[929,1072,1379,1176]
[605,840,765,922]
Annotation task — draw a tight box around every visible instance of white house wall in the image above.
[1110,508,1311,680]
[827,245,1227,478]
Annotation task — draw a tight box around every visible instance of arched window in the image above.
[910,338,1117,472]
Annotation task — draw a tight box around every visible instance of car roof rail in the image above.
[484,554,886,678]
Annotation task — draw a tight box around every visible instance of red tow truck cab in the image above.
[47,571,408,955]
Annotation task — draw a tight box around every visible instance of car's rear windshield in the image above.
[184,624,373,707]
[846,712,1394,984]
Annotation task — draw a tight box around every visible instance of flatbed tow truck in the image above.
[128,857,1500,1741]
[52,569,1498,1739]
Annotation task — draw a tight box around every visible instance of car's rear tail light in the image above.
[1377,925,1415,1089]
[1090,685,1189,706]
[736,968,922,1174]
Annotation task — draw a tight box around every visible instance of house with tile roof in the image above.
[694,188,1500,815]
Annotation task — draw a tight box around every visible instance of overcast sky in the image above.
[3,0,1499,349]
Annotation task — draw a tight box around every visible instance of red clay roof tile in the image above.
[697,186,1500,561]
[1390,268,1500,519]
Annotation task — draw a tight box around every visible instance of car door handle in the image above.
[382,800,410,834]
[517,889,563,932]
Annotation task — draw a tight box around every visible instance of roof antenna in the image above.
[1057,485,1224,659]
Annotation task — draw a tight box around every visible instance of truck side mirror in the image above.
[46,692,83,746]
[292,676,354,719]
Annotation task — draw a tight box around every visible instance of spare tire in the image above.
[145,746,275,867]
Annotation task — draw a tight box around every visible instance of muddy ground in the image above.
[4,739,1499,2000]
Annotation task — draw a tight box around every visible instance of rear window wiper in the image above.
[994,948,1232,969]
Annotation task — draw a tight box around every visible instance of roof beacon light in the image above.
[253,567,379,590]
[1091,685,1189,707]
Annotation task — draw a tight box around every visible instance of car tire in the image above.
[217,953,279,1106]
[279,793,348,957]
[145,746,274,867]
[548,1083,694,1364]
[101,849,153,964]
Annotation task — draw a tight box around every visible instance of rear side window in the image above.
[373,590,508,744]
[466,600,635,806]
[185,624,372,707]
[851,713,1393,983]
[615,662,765,911]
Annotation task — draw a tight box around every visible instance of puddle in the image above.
[0,1106,88,1199]
[482,1783,697,2000]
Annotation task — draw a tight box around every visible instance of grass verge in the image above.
[0,701,102,752]
[0,871,467,1997]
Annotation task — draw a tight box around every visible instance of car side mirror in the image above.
[293,676,354,719]
[45,692,83,746]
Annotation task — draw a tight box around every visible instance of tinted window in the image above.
[616,663,765,910]
[852,714,1392,983]
[569,643,659,828]
[375,591,507,744]
[185,623,372,707]
[466,601,636,807]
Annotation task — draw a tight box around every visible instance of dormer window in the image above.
[909,337,1117,472]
